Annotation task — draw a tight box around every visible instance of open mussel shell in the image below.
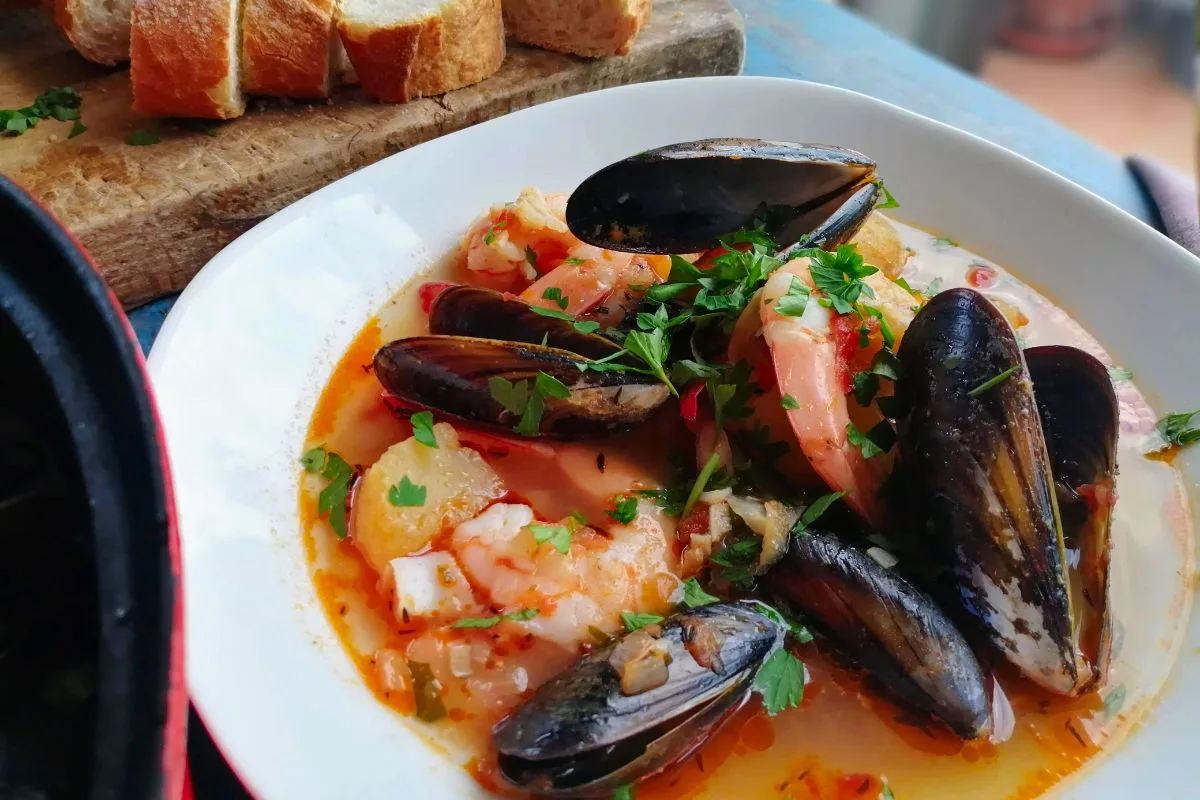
[779,180,881,257]
[566,139,876,254]
[765,533,992,739]
[373,335,670,439]
[427,285,625,361]
[896,288,1079,695]
[493,602,783,796]
[1026,345,1118,693]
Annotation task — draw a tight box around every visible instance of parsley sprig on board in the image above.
[2,87,84,137]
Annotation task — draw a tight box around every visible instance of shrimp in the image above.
[460,188,580,292]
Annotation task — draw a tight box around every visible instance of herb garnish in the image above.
[528,522,572,554]
[1108,366,1133,382]
[562,257,586,266]
[528,304,601,334]
[388,476,427,507]
[968,365,1020,397]
[793,245,879,315]
[774,277,811,317]
[874,180,900,209]
[620,611,665,632]
[487,372,571,436]
[932,236,959,250]
[482,220,506,245]
[852,347,902,406]
[792,490,848,535]
[710,532,762,591]
[880,783,897,800]
[607,495,639,524]
[780,394,800,410]
[409,411,438,448]
[1103,684,1127,717]
[452,608,539,629]
[525,246,539,271]
[679,577,720,608]
[1153,409,1200,449]
[2,87,83,136]
[680,452,723,520]
[847,421,895,459]
[408,661,447,722]
[612,785,635,800]
[752,649,807,715]
[301,446,355,538]
[541,287,569,310]
[126,129,161,146]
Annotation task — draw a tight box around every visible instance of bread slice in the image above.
[242,0,338,98]
[130,0,245,119]
[502,0,650,57]
[48,0,134,66]
[337,0,505,104]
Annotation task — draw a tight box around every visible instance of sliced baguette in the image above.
[242,0,338,98]
[130,0,245,119]
[502,0,650,58]
[48,0,134,66]
[337,0,505,104]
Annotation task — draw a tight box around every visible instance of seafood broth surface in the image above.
[300,212,1193,800]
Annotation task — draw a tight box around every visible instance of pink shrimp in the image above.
[522,247,669,326]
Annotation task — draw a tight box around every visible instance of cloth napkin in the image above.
[1126,156,1200,256]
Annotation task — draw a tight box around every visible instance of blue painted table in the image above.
[170,1,1159,795]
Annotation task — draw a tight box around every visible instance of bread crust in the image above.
[130,0,245,119]
[49,0,133,66]
[338,0,505,104]
[502,0,651,58]
[242,0,337,98]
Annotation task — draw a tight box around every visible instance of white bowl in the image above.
[148,76,1200,800]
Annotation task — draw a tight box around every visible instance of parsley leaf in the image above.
[780,394,800,410]
[612,785,635,800]
[624,326,676,395]
[569,510,589,526]
[529,305,574,322]
[798,245,878,315]
[774,276,811,317]
[1155,409,1200,449]
[847,421,895,459]
[572,320,601,333]
[1,87,83,137]
[562,257,586,266]
[607,495,639,524]
[407,661,446,722]
[880,783,897,800]
[753,649,806,715]
[852,371,880,407]
[388,476,427,507]
[793,490,847,535]
[542,287,569,309]
[1103,684,1127,716]
[68,120,87,138]
[300,446,328,473]
[514,391,546,436]
[680,451,723,520]
[620,611,665,632]
[751,601,814,643]
[482,220,506,245]
[860,305,896,349]
[409,411,439,448]
[304,448,355,538]
[126,129,161,146]
[534,371,571,400]
[680,577,720,608]
[710,532,762,591]
[1108,366,1133,382]
[452,608,539,629]
[922,277,944,298]
[874,180,900,209]
[528,523,572,554]
[968,365,1020,397]
[488,376,529,415]
[932,235,959,250]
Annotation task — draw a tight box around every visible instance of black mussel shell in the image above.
[428,285,625,361]
[1027,345,1118,692]
[779,181,881,257]
[896,288,1078,695]
[566,139,876,254]
[493,602,782,796]
[373,335,670,439]
[766,533,992,739]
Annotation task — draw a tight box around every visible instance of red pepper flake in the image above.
[680,381,705,429]
[967,264,998,288]
[418,282,456,313]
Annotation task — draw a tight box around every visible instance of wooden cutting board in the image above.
[0,0,743,308]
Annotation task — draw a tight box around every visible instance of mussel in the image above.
[493,602,783,796]
[428,285,625,361]
[566,139,877,254]
[895,289,1113,696]
[1026,345,1118,692]
[374,336,670,439]
[765,532,993,739]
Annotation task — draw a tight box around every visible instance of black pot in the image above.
[0,176,187,800]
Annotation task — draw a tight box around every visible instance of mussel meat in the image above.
[896,288,1103,696]
[566,139,877,254]
[428,285,625,361]
[765,532,993,739]
[492,602,783,796]
[1026,345,1118,693]
[374,336,670,439]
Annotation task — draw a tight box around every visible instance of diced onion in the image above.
[866,547,899,570]
[449,643,473,678]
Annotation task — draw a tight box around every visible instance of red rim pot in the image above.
[0,176,187,800]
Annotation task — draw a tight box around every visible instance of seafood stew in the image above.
[299,140,1193,799]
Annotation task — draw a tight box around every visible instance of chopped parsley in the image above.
[874,180,900,209]
[2,87,83,136]
[852,347,902,407]
[612,785,635,800]
[301,446,354,538]
[525,246,539,271]
[710,532,762,591]
[793,245,879,315]
[932,235,959,250]
[451,608,539,629]
[847,421,895,459]
[482,220,506,245]
[680,451,724,520]
[792,490,847,535]
[780,393,800,410]
[607,495,639,524]
[880,783,897,800]
[1108,366,1133,382]
[542,287,569,309]
[569,509,589,526]
[487,372,571,436]
[528,522,572,554]
[680,577,720,608]
[409,411,438,448]
[1103,684,1127,716]
[774,277,811,317]
[528,304,602,334]
[620,611,665,632]
[752,649,807,715]
[968,365,1020,397]
[387,476,426,507]
[922,277,944,298]
[407,661,447,722]
[751,601,813,643]
[126,129,161,146]
[562,257,586,266]
[1154,409,1200,449]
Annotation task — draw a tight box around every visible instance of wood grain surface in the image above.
[0,0,744,307]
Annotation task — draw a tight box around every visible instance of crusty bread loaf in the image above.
[242,0,338,98]
[130,0,245,119]
[48,0,133,66]
[502,0,650,57]
[337,0,505,104]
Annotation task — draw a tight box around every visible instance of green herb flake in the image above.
[1154,409,1200,449]
[300,446,328,473]
[542,287,569,309]
[923,277,944,298]
[529,304,575,322]
[620,611,666,632]
[874,180,900,209]
[612,785,635,800]
[680,577,720,608]
[573,320,601,334]
[680,451,723,520]
[1,87,83,137]
[528,522,572,554]
[1108,366,1133,382]
[797,245,879,315]
[306,448,354,539]
[525,246,539,271]
[126,129,161,146]
[488,375,529,415]
[932,235,959,250]
[514,391,546,436]
[570,509,589,526]
[482,220,507,245]
[968,365,1020,398]
[409,411,439,448]
[607,495,639,525]
[780,394,801,410]
[534,371,571,400]
[1103,684,1127,716]
[847,421,895,459]
[408,660,447,722]
[793,491,848,535]
[774,277,811,317]
[752,649,807,715]
[451,608,539,629]
[387,476,427,507]
[562,257,586,266]
[67,120,87,139]
[880,783,897,800]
